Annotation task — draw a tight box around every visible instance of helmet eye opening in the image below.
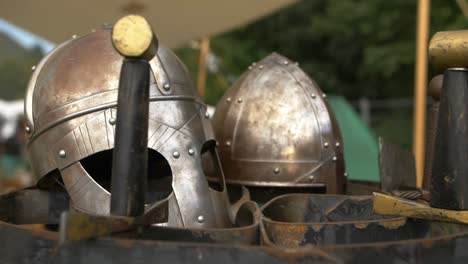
[79,148,173,204]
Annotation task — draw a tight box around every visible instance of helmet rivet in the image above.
[311,93,316,99]
[273,167,280,174]
[205,111,210,118]
[25,126,31,133]
[248,66,253,70]
[335,142,340,148]
[226,97,232,102]
[283,60,289,65]
[237,98,243,103]
[31,65,36,71]
[109,117,116,125]
[72,34,77,39]
[197,215,205,223]
[323,142,329,148]
[295,62,299,66]
[172,151,180,159]
[188,148,195,156]
[308,175,315,181]
[322,93,327,98]
[58,150,66,158]
[259,65,264,69]
[332,156,337,162]
[91,28,96,33]
[163,83,171,91]
[344,172,348,177]
[225,141,231,147]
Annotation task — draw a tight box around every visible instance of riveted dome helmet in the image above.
[212,53,345,199]
[25,29,232,228]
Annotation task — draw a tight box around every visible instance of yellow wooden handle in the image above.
[112,15,158,61]
[429,30,468,70]
[373,192,468,225]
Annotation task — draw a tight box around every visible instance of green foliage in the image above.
[176,0,468,147]
[0,34,44,100]
[205,0,468,99]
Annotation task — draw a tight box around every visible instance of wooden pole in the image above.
[456,0,468,17]
[197,36,210,98]
[413,0,430,188]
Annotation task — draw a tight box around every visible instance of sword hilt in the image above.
[110,15,158,217]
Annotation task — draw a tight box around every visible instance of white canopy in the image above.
[0,0,297,48]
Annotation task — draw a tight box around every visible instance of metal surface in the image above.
[423,74,443,194]
[212,53,345,194]
[261,193,418,247]
[25,29,232,228]
[378,137,417,192]
[0,188,68,224]
[59,186,258,244]
[2,218,468,264]
[431,69,468,210]
[3,189,468,263]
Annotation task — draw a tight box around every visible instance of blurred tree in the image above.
[206,0,468,99]
[0,33,44,101]
[176,0,468,148]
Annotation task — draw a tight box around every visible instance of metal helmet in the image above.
[25,29,232,228]
[212,53,345,195]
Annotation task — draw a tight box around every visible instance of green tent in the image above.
[327,96,380,182]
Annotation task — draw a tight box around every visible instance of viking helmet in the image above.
[25,29,231,228]
[212,53,345,195]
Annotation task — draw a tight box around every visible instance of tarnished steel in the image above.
[59,186,259,245]
[345,180,381,195]
[0,189,68,224]
[227,184,325,206]
[431,69,468,210]
[212,53,345,194]
[378,137,417,193]
[374,192,468,224]
[2,216,468,264]
[128,201,261,245]
[25,29,232,228]
[260,194,419,247]
[423,74,443,195]
[2,190,468,263]
[429,30,468,70]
